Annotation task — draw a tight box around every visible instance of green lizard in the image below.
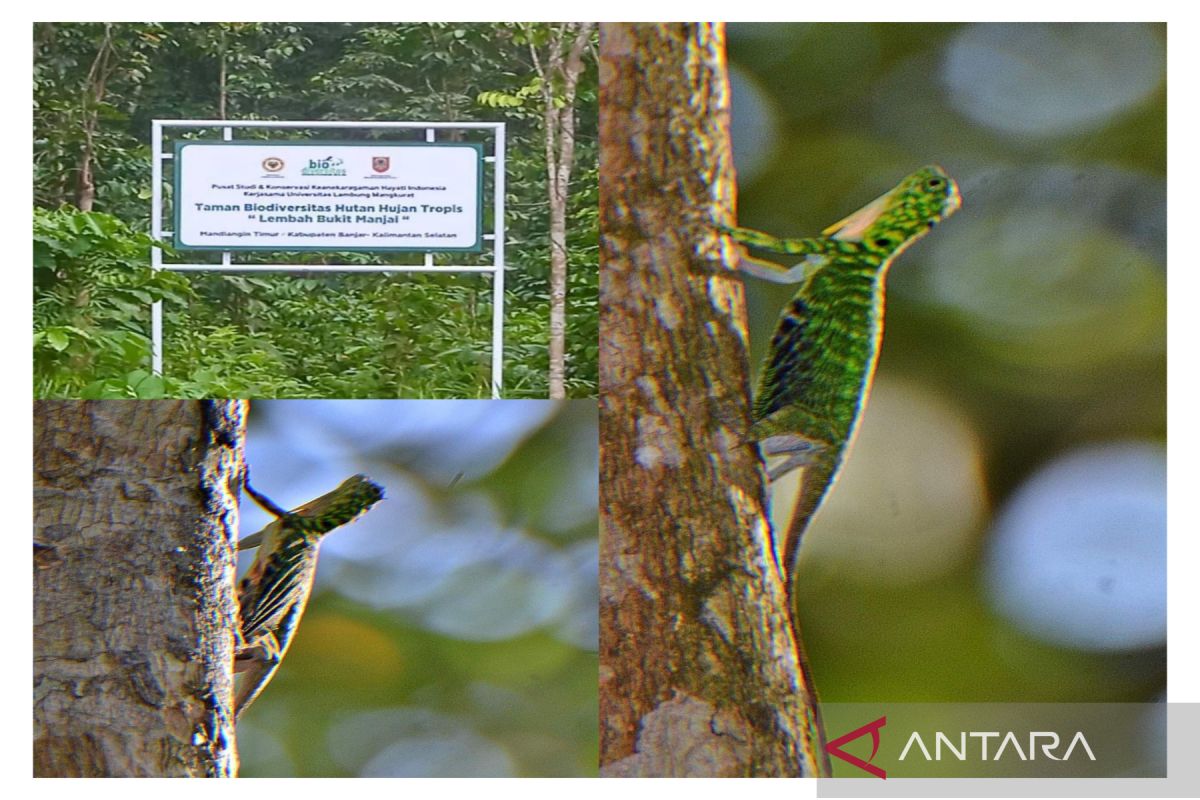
[725,165,961,584]
[722,165,960,776]
[234,473,384,719]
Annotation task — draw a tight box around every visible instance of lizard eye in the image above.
[925,177,946,191]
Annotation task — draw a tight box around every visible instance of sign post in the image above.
[151,120,506,397]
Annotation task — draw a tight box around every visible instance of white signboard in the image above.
[173,141,483,252]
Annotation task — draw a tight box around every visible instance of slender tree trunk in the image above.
[33,400,245,777]
[75,23,119,212]
[598,23,824,777]
[76,141,95,211]
[542,22,595,399]
[217,28,228,121]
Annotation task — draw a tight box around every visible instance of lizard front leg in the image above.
[720,224,821,255]
[719,224,828,285]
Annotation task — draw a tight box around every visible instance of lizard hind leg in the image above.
[233,631,282,720]
[758,433,827,482]
[753,433,827,575]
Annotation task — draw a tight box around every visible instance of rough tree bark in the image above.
[33,400,245,777]
[598,23,824,777]
[533,21,596,399]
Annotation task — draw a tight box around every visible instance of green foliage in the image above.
[33,23,170,221]
[33,207,191,398]
[477,79,543,109]
[165,273,498,398]
[33,23,598,398]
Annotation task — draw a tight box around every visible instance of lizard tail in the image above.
[781,458,839,585]
[780,457,839,777]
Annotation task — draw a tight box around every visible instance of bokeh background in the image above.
[726,20,1165,749]
[235,400,597,776]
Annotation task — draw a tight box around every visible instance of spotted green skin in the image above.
[726,166,960,776]
[728,165,961,576]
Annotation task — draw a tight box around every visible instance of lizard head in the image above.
[895,164,962,226]
[823,165,961,255]
[289,474,385,538]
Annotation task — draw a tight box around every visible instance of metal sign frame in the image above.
[151,119,507,398]
[171,139,486,253]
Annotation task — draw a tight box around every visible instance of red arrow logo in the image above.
[826,716,887,779]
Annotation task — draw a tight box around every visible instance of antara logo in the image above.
[899,730,1096,762]
[827,716,888,779]
[826,716,1097,779]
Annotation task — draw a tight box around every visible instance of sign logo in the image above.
[302,156,347,177]
[262,156,285,172]
[372,156,390,173]
[827,716,888,779]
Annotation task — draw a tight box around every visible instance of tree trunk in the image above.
[75,23,114,212]
[33,400,245,777]
[598,23,824,777]
[545,22,595,400]
[75,146,95,212]
[217,26,228,120]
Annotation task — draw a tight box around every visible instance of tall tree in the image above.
[73,23,114,210]
[598,23,824,777]
[180,23,311,120]
[34,401,244,776]
[478,23,598,397]
[34,23,165,212]
[523,23,596,398]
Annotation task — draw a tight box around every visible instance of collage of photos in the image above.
[32,20,1173,794]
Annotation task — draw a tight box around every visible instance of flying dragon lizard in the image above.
[722,165,961,775]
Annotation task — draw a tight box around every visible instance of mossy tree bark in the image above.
[33,400,245,777]
[598,22,825,778]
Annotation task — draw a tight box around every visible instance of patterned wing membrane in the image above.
[754,297,817,420]
[238,535,314,641]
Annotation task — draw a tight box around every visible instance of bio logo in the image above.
[302,156,347,176]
